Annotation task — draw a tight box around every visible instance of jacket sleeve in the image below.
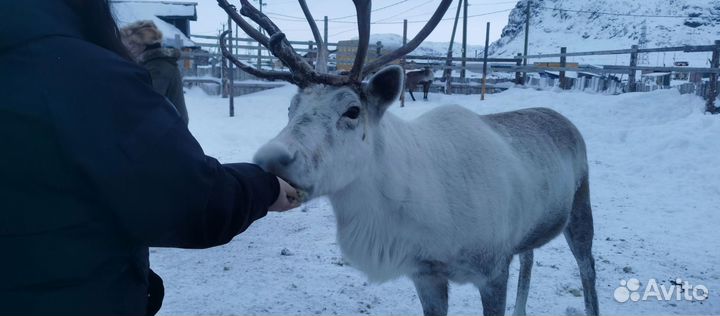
[46,42,279,249]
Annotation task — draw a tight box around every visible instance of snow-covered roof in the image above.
[111,0,197,47]
[112,1,197,18]
[641,72,672,77]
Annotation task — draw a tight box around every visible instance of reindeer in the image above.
[217,1,598,315]
[405,66,434,101]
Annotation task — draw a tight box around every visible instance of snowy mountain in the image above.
[355,33,485,58]
[489,0,720,66]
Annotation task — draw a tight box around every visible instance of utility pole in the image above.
[481,22,490,100]
[401,19,408,107]
[628,44,638,92]
[255,0,265,69]
[444,0,463,94]
[324,16,329,71]
[522,0,530,83]
[227,15,234,117]
[706,40,720,114]
[461,0,468,79]
[324,16,329,47]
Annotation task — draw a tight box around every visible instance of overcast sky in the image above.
[164,0,518,46]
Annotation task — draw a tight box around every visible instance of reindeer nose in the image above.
[253,143,295,174]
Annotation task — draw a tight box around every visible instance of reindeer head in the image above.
[217,0,452,198]
[254,66,404,197]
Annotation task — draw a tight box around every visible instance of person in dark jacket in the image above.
[0,0,299,315]
[120,20,189,125]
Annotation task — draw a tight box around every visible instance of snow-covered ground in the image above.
[152,85,719,315]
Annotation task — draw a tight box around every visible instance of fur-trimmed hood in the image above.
[137,47,181,65]
[120,20,163,59]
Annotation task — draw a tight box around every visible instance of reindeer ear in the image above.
[364,65,403,118]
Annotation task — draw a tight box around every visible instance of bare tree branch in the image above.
[298,0,327,73]
[219,30,297,84]
[349,0,371,81]
[362,0,454,76]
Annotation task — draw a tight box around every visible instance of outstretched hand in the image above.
[269,177,300,212]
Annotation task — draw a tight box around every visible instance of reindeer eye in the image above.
[342,106,360,119]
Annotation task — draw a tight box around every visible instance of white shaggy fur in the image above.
[254,66,598,316]
[331,107,581,281]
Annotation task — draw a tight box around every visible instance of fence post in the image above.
[257,33,262,70]
[628,44,639,92]
[460,0,468,79]
[705,40,720,114]
[559,47,567,90]
[307,40,314,67]
[481,22,490,100]
[227,16,234,117]
[323,16,329,44]
[515,53,523,85]
[220,28,228,98]
[400,19,407,107]
[324,16,329,71]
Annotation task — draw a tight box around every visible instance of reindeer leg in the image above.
[513,251,533,316]
[423,82,430,100]
[479,258,510,316]
[564,177,599,316]
[411,262,449,316]
[408,89,417,101]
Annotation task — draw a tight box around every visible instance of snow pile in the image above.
[490,0,719,67]
[151,86,719,315]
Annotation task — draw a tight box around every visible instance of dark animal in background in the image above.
[405,66,434,101]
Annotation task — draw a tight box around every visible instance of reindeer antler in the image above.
[362,0,453,77]
[216,0,454,87]
[349,0,371,82]
[217,0,351,87]
[219,30,295,83]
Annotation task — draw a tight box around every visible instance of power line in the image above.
[539,6,691,18]
[380,8,513,24]
[330,0,411,21]
[373,0,437,23]
[474,0,519,5]
[265,12,318,21]
[271,8,513,25]
[328,7,513,37]
[329,27,360,37]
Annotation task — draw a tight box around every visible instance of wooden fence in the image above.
[505,40,720,113]
[177,28,720,114]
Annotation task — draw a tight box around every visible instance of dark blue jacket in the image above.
[0,1,279,314]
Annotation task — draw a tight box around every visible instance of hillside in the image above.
[489,0,720,66]
[356,33,484,58]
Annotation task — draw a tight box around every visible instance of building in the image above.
[111,0,197,48]
[673,61,689,80]
[641,72,671,86]
[336,40,398,72]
